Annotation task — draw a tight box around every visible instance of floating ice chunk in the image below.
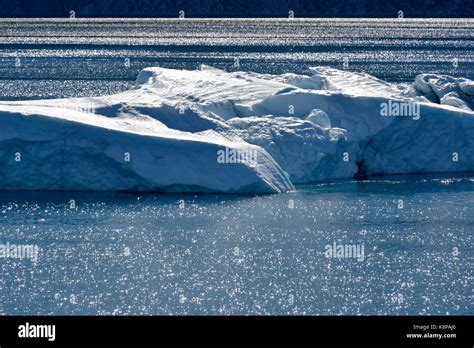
[0,65,473,192]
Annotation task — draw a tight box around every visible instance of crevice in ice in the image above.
[354,160,368,180]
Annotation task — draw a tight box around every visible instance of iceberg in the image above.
[0,65,473,192]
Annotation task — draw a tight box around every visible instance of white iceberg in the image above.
[0,65,473,192]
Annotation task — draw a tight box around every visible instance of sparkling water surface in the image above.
[0,18,473,100]
[0,174,472,315]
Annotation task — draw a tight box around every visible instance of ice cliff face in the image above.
[0,65,473,192]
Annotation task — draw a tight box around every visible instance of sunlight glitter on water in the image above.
[0,174,472,315]
[0,18,472,100]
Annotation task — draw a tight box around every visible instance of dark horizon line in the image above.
[0,16,472,19]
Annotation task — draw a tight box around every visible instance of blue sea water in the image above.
[0,174,472,315]
[0,18,472,315]
[0,18,473,100]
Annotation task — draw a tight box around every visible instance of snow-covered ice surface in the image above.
[0,65,473,192]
